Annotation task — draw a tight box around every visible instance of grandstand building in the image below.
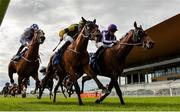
[122,13,180,85]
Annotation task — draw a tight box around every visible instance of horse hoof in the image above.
[95,99,101,104]
[121,102,125,105]
[37,96,40,99]
[79,103,84,105]
[22,94,26,98]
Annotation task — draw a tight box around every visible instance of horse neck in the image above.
[74,27,89,52]
[25,40,40,60]
[114,31,134,60]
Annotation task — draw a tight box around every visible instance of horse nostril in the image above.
[149,41,154,47]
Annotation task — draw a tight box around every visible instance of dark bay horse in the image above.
[39,67,58,99]
[8,29,45,97]
[39,17,108,105]
[81,22,155,104]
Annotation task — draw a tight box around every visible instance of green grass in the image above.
[0,95,180,111]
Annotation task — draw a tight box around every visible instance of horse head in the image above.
[31,29,46,45]
[132,21,154,49]
[80,17,101,41]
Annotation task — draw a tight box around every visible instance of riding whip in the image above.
[53,40,61,52]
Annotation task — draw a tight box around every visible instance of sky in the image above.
[0,0,180,91]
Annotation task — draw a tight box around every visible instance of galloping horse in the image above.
[39,17,108,105]
[81,22,155,104]
[8,29,45,97]
[39,67,58,99]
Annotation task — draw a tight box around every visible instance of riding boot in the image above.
[16,45,25,55]
[59,41,71,53]
[94,46,105,74]
[95,46,104,59]
[53,41,71,65]
[12,45,24,61]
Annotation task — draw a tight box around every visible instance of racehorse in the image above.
[1,83,22,97]
[81,22,155,104]
[39,67,58,99]
[8,29,45,97]
[39,17,108,105]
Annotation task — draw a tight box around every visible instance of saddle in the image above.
[52,41,71,65]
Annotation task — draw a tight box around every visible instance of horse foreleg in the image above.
[38,75,49,99]
[49,81,53,100]
[81,75,92,93]
[39,65,53,99]
[49,90,52,100]
[114,80,125,105]
[22,83,27,98]
[83,65,109,94]
[53,79,61,103]
[74,81,83,105]
[17,77,22,94]
[8,63,15,84]
[95,79,114,104]
[32,73,40,94]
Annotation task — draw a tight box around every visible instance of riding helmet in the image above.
[30,24,39,30]
[108,24,118,32]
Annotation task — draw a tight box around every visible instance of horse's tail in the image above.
[8,61,16,84]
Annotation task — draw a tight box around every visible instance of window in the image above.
[176,67,180,73]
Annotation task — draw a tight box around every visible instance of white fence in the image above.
[110,80,180,96]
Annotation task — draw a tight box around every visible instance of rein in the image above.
[118,30,143,46]
[67,28,90,54]
[21,55,40,63]
[119,42,142,46]
[67,48,81,54]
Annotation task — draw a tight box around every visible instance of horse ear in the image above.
[81,17,87,23]
[140,25,142,29]
[134,21,137,29]
[93,19,96,24]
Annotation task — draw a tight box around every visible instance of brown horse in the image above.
[8,29,45,97]
[81,22,155,104]
[39,17,108,105]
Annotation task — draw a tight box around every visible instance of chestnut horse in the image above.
[39,18,108,105]
[81,22,155,104]
[8,29,45,97]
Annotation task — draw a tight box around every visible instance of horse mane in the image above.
[115,29,134,45]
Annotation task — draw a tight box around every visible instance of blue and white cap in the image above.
[30,24,39,30]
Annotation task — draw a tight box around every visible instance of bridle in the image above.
[118,29,145,46]
[20,30,45,63]
[67,21,96,54]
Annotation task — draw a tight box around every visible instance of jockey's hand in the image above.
[60,38,63,43]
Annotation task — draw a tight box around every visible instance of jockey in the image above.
[5,82,10,87]
[95,24,118,57]
[12,24,39,61]
[59,20,85,44]
[91,24,118,73]
[96,24,118,48]
[52,19,85,65]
